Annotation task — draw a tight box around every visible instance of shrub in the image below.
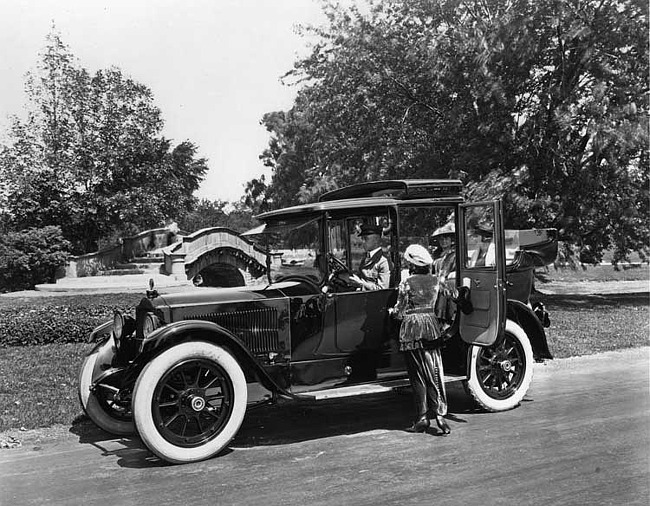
[0,293,143,346]
[0,226,71,291]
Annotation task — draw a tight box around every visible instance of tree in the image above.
[178,198,257,234]
[256,0,648,263]
[0,30,208,253]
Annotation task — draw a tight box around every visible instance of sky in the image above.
[0,0,326,202]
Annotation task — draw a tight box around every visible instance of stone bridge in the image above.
[163,227,268,286]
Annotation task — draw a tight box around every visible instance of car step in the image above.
[309,374,467,401]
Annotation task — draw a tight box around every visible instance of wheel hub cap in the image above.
[188,394,206,412]
[499,359,513,372]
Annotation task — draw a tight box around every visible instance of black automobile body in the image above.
[78,179,557,463]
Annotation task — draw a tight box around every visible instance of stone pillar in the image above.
[64,261,78,279]
[169,253,187,281]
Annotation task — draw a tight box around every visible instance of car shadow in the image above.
[69,419,171,468]
[69,383,478,468]
[233,384,475,448]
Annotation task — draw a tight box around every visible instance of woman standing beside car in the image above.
[389,244,451,435]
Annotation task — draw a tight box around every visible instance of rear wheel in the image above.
[464,320,533,412]
[78,342,134,435]
[133,342,247,464]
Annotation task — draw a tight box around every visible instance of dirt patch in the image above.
[0,420,100,451]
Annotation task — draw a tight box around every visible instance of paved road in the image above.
[1,347,648,506]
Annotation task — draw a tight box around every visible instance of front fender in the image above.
[87,320,112,344]
[83,335,134,392]
[127,320,295,398]
[506,300,553,361]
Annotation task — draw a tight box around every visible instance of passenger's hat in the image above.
[431,222,455,238]
[474,222,494,236]
[404,244,433,267]
[359,223,383,236]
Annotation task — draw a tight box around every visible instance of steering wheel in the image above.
[327,253,350,274]
[274,275,321,293]
[325,253,361,292]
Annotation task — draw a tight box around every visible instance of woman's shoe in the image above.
[435,415,451,434]
[406,417,430,433]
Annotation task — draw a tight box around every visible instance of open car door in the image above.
[458,201,506,346]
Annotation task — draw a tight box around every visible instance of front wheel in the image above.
[132,342,247,464]
[464,320,534,412]
[78,341,135,435]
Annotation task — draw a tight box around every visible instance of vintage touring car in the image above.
[79,179,557,463]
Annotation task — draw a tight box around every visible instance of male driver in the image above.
[347,223,391,290]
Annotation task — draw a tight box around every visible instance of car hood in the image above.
[151,281,306,308]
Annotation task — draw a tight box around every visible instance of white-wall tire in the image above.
[464,320,534,412]
[133,341,247,464]
[78,341,135,435]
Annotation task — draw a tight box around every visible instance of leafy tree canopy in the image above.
[256,0,649,263]
[177,198,257,234]
[0,30,208,254]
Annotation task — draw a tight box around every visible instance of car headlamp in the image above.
[141,313,160,339]
[113,311,125,345]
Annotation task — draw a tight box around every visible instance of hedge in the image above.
[0,293,143,347]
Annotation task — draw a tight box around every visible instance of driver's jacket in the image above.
[357,249,391,290]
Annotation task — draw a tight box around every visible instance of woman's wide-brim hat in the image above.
[431,222,455,238]
[404,244,433,267]
[474,222,494,236]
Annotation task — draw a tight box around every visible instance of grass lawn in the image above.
[0,265,648,432]
[1,342,94,432]
[542,293,649,357]
[539,263,649,282]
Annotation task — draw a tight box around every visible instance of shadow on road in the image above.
[233,384,475,448]
[69,421,170,468]
[69,383,479,468]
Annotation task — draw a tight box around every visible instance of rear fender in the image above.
[129,320,293,398]
[506,300,553,361]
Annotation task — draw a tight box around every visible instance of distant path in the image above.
[1,347,648,506]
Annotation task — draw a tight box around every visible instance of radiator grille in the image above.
[187,307,280,354]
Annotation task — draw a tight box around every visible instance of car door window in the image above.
[463,206,496,269]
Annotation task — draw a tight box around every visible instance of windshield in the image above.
[248,216,324,284]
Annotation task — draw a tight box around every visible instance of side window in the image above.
[464,206,496,269]
[398,207,455,280]
[327,212,395,290]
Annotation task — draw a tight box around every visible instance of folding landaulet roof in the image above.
[318,179,463,202]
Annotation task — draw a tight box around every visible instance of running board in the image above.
[305,374,467,401]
